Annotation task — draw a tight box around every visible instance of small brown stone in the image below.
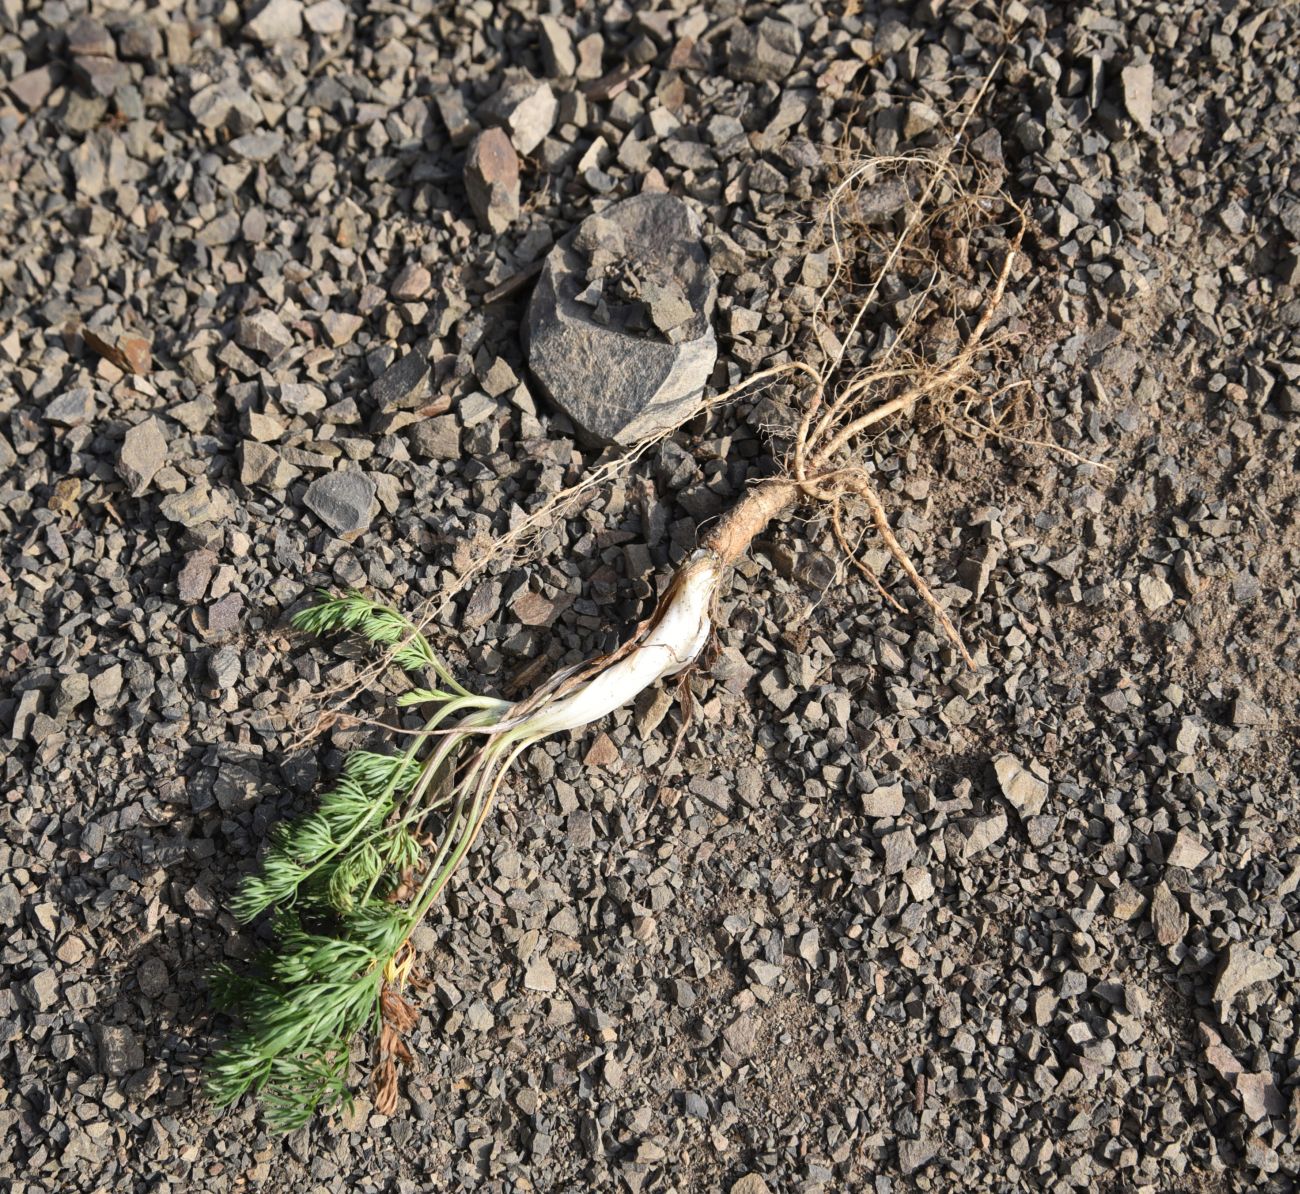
[320,310,364,346]
[464,128,520,234]
[1150,881,1185,947]
[48,477,82,515]
[512,590,556,626]
[205,592,244,636]
[1167,827,1209,869]
[390,262,431,301]
[1235,1071,1286,1123]
[9,65,61,111]
[582,732,620,769]
[119,335,152,374]
[83,326,152,374]
[177,550,217,604]
[1214,943,1282,1006]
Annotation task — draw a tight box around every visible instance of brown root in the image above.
[701,478,799,566]
[841,472,975,670]
[830,499,904,614]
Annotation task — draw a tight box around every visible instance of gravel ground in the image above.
[3,1,1299,1191]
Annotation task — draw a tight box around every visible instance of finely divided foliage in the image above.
[210,566,718,1129]
[291,592,466,684]
[208,596,505,1131]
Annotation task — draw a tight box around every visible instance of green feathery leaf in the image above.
[292,591,453,680]
[342,750,422,796]
[396,687,442,707]
[260,1050,354,1134]
[215,591,521,1131]
[207,963,385,1126]
[327,843,383,913]
[381,827,422,870]
[231,746,428,924]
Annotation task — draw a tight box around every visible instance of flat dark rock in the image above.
[525,193,718,446]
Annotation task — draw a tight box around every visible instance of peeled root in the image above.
[481,478,808,748]
[508,550,722,737]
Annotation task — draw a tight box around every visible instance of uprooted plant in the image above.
[208,118,1028,1130]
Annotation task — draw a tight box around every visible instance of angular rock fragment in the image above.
[861,783,904,819]
[1213,943,1282,1006]
[1166,827,1209,869]
[245,0,303,43]
[994,754,1048,818]
[480,357,518,397]
[12,691,41,740]
[117,417,168,495]
[523,952,557,993]
[26,968,59,1012]
[118,17,163,59]
[371,346,431,410]
[390,263,431,301]
[84,326,151,374]
[190,80,263,133]
[275,382,327,416]
[1172,718,1200,754]
[91,665,123,708]
[539,17,576,78]
[958,543,999,602]
[303,472,376,538]
[1235,1071,1285,1123]
[67,25,124,97]
[177,550,217,604]
[960,812,1008,859]
[1138,572,1174,611]
[408,415,461,460]
[525,193,718,445]
[207,594,244,637]
[479,75,557,155]
[898,1137,939,1176]
[971,127,1004,166]
[435,89,476,146]
[1230,695,1267,726]
[728,18,801,83]
[70,138,106,197]
[235,310,294,357]
[1109,883,1146,920]
[160,487,229,528]
[54,672,90,716]
[95,1024,144,1077]
[321,311,364,346]
[854,176,910,224]
[240,441,301,492]
[721,1013,757,1057]
[458,392,497,428]
[8,65,62,111]
[304,0,346,35]
[1149,881,1185,947]
[228,131,284,163]
[1121,62,1155,131]
[46,387,97,427]
[904,100,941,138]
[67,17,115,58]
[464,128,521,234]
[881,828,917,874]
